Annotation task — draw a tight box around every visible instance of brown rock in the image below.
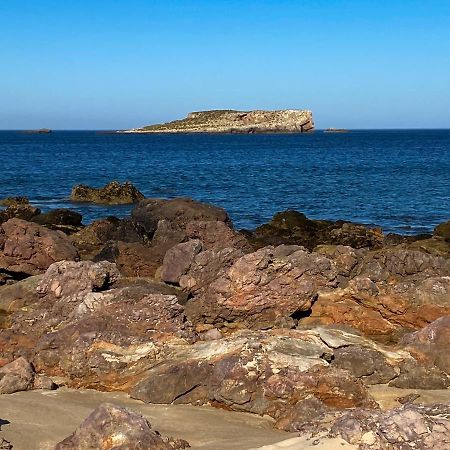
[55,403,190,450]
[330,345,397,385]
[160,240,202,284]
[0,219,79,278]
[131,198,230,239]
[0,357,34,394]
[31,208,83,234]
[400,316,450,374]
[435,220,450,240]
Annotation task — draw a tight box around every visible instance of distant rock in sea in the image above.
[324,128,349,133]
[22,128,52,134]
[122,109,314,134]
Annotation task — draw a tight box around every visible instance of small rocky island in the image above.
[123,109,314,133]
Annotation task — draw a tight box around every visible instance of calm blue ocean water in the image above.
[0,130,449,234]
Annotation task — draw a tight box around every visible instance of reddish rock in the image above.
[183,245,338,329]
[0,219,79,277]
[55,403,190,450]
[304,247,450,341]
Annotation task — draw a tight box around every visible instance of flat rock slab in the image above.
[0,388,291,450]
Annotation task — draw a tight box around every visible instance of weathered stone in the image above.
[71,181,144,204]
[0,219,79,278]
[94,241,167,278]
[131,328,382,419]
[304,247,450,341]
[183,245,337,329]
[185,220,252,252]
[389,359,450,389]
[160,240,202,284]
[55,403,190,450]
[400,316,450,374]
[329,403,450,449]
[132,198,230,240]
[330,345,397,385]
[36,260,120,300]
[0,357,34,394]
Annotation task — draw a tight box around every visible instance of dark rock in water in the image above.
[0,204,41,223]
[132,197,230,240]
[435,220,450,240]
[0,219,79,278]
[0,197,29,207]
[55,403,190,450]
[248,210,384,251]
[22,128,52,134]
[31,208,83,234]
[71,181,145,205]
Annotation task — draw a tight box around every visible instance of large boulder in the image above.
[182,245,338,329]
[400,316,450,375]
[71,181,145,204]
[0,219,79,278]
[131,198,230,239]
[0,357,56,394]
[131,328,385,419]
[435,219,450,241]
[55,403,189,450]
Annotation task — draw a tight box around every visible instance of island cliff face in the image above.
[124,109,314,133]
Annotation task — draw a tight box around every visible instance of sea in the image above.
[0,130,449,235]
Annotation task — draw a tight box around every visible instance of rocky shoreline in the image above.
[0,186,449,449]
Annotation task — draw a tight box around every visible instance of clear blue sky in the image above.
[1,0,450,129]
